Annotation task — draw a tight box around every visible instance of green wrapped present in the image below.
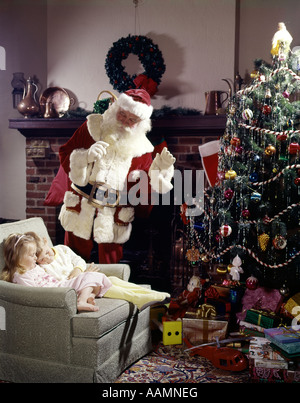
[245,309,281,329]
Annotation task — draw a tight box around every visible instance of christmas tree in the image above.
[193,23,300,294]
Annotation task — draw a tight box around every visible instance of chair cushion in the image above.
[72,297,138,338]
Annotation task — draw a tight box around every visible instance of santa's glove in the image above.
[149,147,176,194]
[87,141,109,163]
[153,147,176,171]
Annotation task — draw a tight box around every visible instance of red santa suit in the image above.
[58,89,175,263]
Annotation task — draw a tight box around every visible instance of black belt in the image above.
[71,182,120,208]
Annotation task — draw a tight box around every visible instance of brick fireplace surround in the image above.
[9,115,225,290]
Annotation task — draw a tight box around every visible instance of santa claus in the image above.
[58,89,175,263]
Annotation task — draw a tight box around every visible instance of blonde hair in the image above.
[25,231,44,257]
[1,233,36,282]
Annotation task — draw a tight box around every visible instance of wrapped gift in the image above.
[185,304,217,319]
[245,309,281,329]
[250,367,300,383]
[236,287,283,322]
[264,326,300,354]
[182,317,228,344]
[249,336,286,362]
[284,292,300,317]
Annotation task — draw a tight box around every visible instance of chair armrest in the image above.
[96,263,131,281]
[0,280,77,315]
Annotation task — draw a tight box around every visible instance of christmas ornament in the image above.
[277,133,288,142]
[225,169,237,179]
[271,22,293,56]
[251,192,262,202]
[230,137,240,147]
[279,283,290,297]
[200,253,210,263]
[229,255,243,281]
[105,35,165,95]
[241,209,250,219]
[264,145,276,156]
[262,105,272,115]
[235,146,243,154]
[250,69,259,79]
[258,233,270,251]
[186,246,200,262]
[249,172,258,182]
[282,90,290,98]
[272,235,287,250]
[246,276,259,290]
[288,142,300,154]
[242,108,253,120]
[224,189,234,200]
[265,88,272,98]
[294,177,300,186]
[220,224,232,237]
[216,265,228,274]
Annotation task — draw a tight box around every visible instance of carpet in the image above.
[116,343,250,383]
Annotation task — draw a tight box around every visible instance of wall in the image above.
[238,0,300,82]
[0,0,47,220]
[46,0,236,112]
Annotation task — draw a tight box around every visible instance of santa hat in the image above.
[117,89,153,120]
[199,140,220,187]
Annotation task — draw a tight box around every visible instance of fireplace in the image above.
[9,115,225,291]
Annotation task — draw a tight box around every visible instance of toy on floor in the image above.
[168,275,205,319]
[184,337,249,372]
[152,316,182,346]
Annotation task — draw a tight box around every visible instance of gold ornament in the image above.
[200,253,210,263]
[225,169,237,179]
[186,246,200,262]
[258,233,270,251]
[264,145,276,156]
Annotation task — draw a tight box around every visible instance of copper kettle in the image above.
[204,90,228,115]
[17,76,40,118]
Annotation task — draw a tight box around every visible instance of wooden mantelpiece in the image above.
[9,115,226,138]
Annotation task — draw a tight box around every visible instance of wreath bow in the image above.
[133,74,158,97]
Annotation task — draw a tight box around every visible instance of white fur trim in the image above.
[117,93,153,120]
[63,191,80,207]
[69,148,92,186]
[130,170,141,181]
[118,207,135,223]
[87,114,102,142]
[59,198,95,240]
[113,223,133,244]
[93,207,115,244]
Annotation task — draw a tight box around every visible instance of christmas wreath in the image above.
[105,35,166,97]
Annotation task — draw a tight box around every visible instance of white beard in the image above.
[99,102,153,158]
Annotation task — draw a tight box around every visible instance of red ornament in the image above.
[288,142,300,154]
[246,276,259,290]
[220,224,232,237]
[230,137,241,147]
[294,177,300,186]
[262,105,271,115]
[277,133,287,142]
[241,209,250,219]
[224,189,234,200]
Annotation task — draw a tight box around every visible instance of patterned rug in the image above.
[116,343,250,383]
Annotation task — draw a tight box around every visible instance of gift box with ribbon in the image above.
[182,316,228,344]
[245,309,282,329]
[284,292,300,317]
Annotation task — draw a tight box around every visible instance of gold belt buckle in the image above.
[89,182,120,208]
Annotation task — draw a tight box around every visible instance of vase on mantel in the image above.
[17,76,40,118]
